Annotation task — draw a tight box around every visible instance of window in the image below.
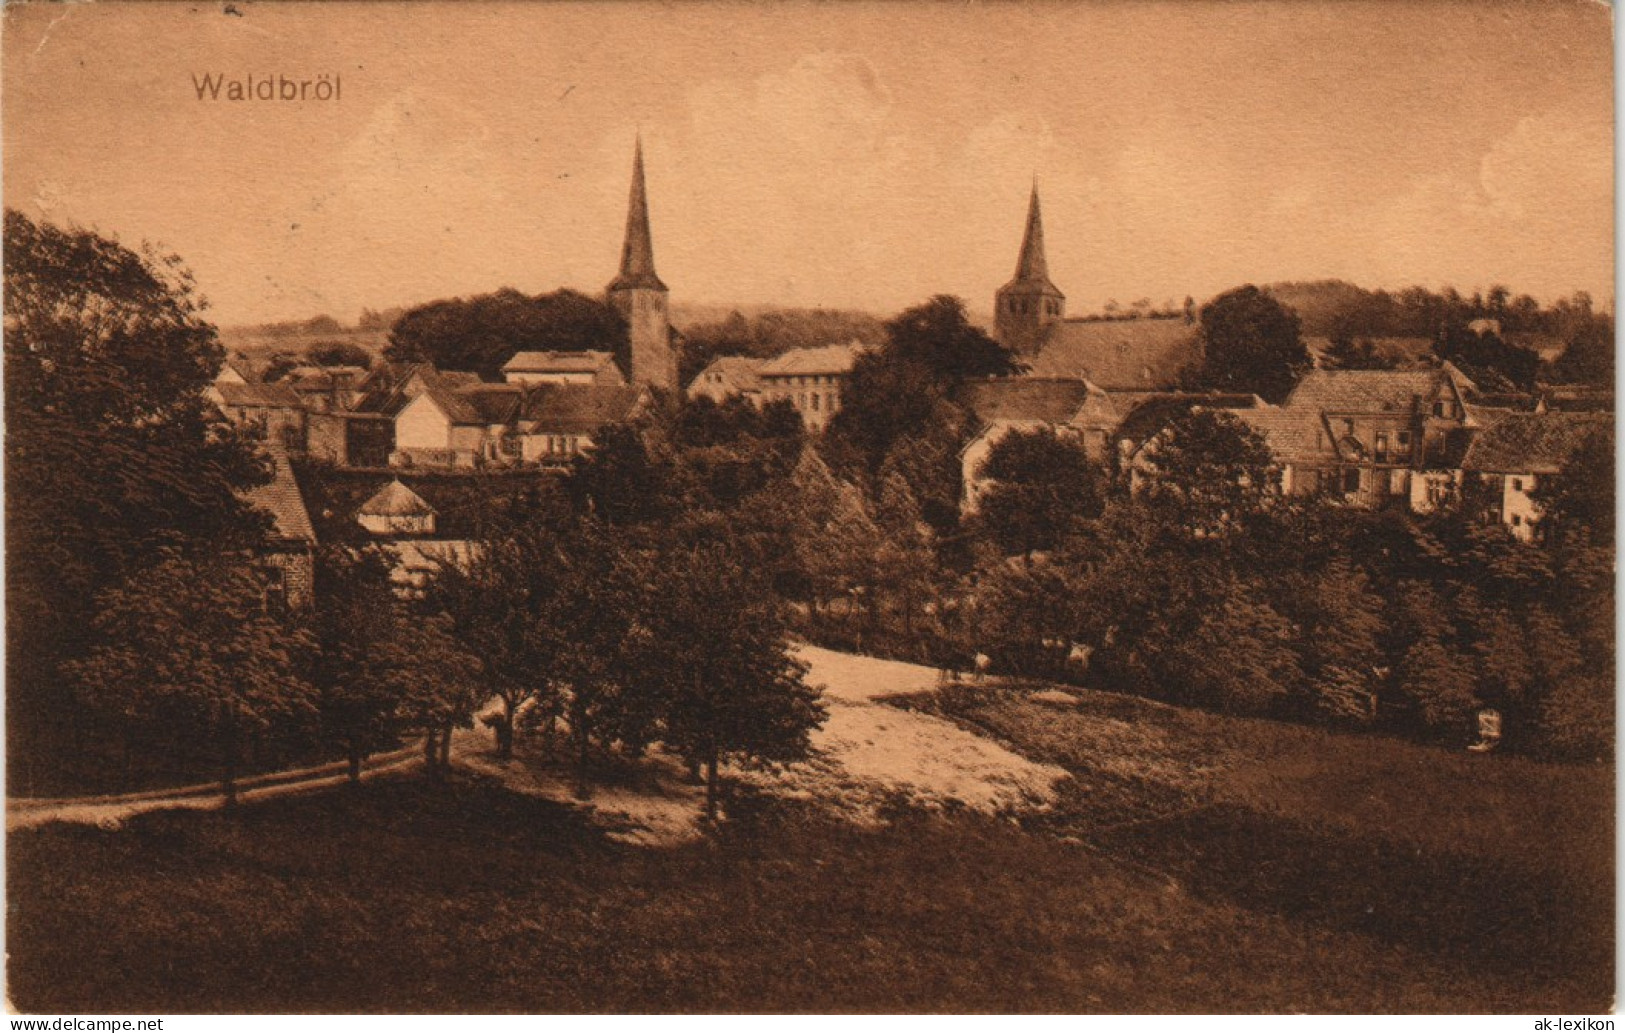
[1397,431,1411,448]
[1374,432,1389,462]
[810,393,821,412]
[263,565,288,616]
[1511,478,1523,492]
[1341,468,1361,494]
[1511,514,1523,527]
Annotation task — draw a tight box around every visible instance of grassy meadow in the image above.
[8,676,1612,1013]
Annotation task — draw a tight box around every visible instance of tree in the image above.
[783,446,879,624]
[1530,423,1613,546]
[386,287,629,380]
[1162,589,1302,714]
[1551,316,1614,386]
[66,551,316,803]
[829,295,1019,471]
[871,469,939,640]
[1136,408,1278,538]
[1393,583,1479,737]
[1196,285,1310,402]
[645,542,826,818]
[566,422,681,528]
[428,528,558,761]
[1433,326,1539,392]
[971,426,1103,556]
[4,210,270,789]
[1288,558,1387,725]
[1321,334,1397,371]
[310,546,480,781]
[306,340,374,369]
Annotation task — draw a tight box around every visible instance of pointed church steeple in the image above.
[609,136,667,292]
[607,136,675,390]
[994,181,1065,356]
[1012,182,1055,285]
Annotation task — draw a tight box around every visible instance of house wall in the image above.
[1409,469,1460,513]
[359,512,436,536]
[260,547,314,611]
[521,431,590,463]
[1500,472,1542,541]
[395,395,452,451]
[759,373,845,430]
[449,424,486,455]
[689,370,746,403]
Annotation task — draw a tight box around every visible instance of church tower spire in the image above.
[610,136,666,292]
[607,136,675,390]
[1014,181,1052,282]
[994,182,1065,356]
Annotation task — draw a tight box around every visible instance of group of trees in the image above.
[930,407,1612,758]
[385,287,631,381]
[1268,279,1613,388]
[430,447,826,816]
[5,209,280,792]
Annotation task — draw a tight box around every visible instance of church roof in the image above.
[997,185,1064,298]
[358,478,438,518]
[607,138,667,293]
[1025,318,1200,389]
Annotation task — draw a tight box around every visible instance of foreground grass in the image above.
[8,755,1611,1013]
[910,681,1615,1012]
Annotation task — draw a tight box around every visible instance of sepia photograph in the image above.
[2,0,1615,1016]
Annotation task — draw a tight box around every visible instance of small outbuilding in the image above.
[356,478,438,536]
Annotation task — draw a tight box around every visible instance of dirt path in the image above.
[762,644,1070,817]
[7,747,422,831]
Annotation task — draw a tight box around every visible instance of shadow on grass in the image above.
[1097,802,1613,1003]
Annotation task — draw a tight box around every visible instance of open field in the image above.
[8,664,1613,1014]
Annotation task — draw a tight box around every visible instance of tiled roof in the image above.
[502,350,617,374]
[1461,413,1610,474]
[216,382,303,409]
[521,384,645,434]
[1025,318,1199,389]
[758,342,868,377]
[1284,369,1450,414]
[358,478,437,518]
[957,377,1098,424]
[688,355,765,394]
[1236,407,1331,464]
[456,384,523,424]
[244,452,316,544]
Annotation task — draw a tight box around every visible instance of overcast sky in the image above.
[4,1,1613,326]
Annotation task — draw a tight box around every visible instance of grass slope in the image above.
[8,680,1613,1014]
